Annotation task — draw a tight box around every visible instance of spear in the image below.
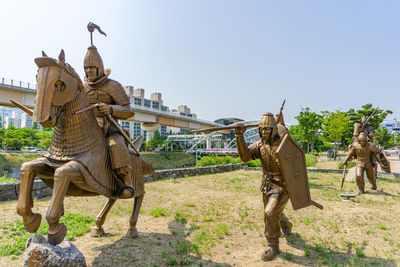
[9,100,33,116]
[341,163,347,189]
[192,99,286,134]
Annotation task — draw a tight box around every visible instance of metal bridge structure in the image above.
[186,120,261,154]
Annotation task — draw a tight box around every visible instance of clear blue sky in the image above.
[0,0,399,125]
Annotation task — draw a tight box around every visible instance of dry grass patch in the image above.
[315,160,341,169]
[0,170,399,266]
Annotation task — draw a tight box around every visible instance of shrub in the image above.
[337,161,356,169]
[245,159,261,167]
[0,173,18,184]
[305,154,317,167]
[196,155,241,167]
[151,207,168,218]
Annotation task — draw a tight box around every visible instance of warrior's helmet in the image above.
[258,112,278,138]
[84,45,104,79]
[361,116,368,124]
[358,132,368,141]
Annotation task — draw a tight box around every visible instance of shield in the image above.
[378,152,391,173]
[276,134,322,210]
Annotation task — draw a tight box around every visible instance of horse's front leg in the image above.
[125,195,144,238]
[46,161,83,245]
[91,198,117,237]
[17,159,53,233]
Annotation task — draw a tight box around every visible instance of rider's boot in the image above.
[116,166,134,198]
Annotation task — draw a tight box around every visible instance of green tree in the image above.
[289,125,306,150]
[375,126,393,149]
[294,107,323,154]
[321,111,350,158]
[147,130,166,150]
[0,127,5,148]
[36,129,53,149]
[3,127,38,150]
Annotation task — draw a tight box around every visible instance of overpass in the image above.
[0,77,221,138]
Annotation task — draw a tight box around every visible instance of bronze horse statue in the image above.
[16,50,154,245]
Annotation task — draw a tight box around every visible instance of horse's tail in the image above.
[129,148,154,197]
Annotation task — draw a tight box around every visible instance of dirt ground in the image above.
[1,169,400,266]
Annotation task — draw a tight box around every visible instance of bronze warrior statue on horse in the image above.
[15,48,154,245]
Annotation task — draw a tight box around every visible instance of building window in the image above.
[134,98,142,106]
[144,100,151,108]
[160,126,167,137]
[152,102,159,109]
[161,106,168,112]
[121,121,130,135]
[133,122,141,139]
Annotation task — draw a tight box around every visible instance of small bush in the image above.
[337,161,356,169]
[151,207,169,218]
[245,159,261,167]
[377,222,387,230]
[305,154,317,167]
[196,155,242,167]
[0,173,18,184]
[174,212,189,224]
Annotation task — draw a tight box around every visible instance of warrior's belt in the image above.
[262,172,286,189]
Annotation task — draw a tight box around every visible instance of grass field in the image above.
[0,170,399,266]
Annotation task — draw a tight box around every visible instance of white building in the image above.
[21,113,33,128]
[121,86,196,141]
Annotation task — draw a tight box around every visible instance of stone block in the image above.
[0,188,17,201]
[24,235,86,267]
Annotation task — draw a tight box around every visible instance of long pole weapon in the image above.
[10,100,33,116]
[192,99,287,134]
[341,163,347,189]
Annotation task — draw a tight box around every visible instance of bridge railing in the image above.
[132,104,221,126]
[0,78,37,90]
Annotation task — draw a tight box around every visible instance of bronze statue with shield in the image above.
[194,107,323,261]
[13,23,154,246]
[235,112,323,261]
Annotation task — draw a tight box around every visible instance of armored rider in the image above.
[353,116,375,143]
[344,132,383,194]
[83,38,134,198]
[235,112,292,261]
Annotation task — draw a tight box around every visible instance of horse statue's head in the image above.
[34,50,83,127]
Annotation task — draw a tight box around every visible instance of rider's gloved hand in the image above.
[98,103,113,115]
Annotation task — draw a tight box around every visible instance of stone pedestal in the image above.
[24,235,86,267]
[346,167,368,182]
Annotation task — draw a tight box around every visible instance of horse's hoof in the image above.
[125,228,138,238]
[47,223,67,246]
[23,213,42,233]
[91,227,106,237]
